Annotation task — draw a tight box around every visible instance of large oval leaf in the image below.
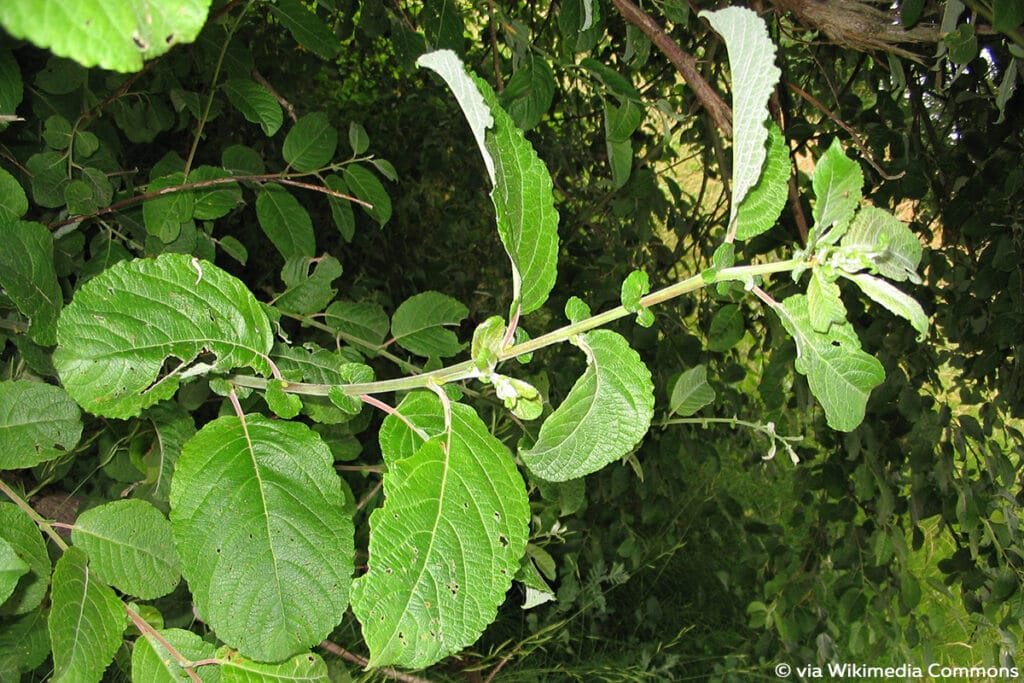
[169,415,354,662]
[54,254,273,418]
[520,330,654,481]
[351,392,530,668]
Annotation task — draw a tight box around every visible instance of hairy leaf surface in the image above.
[352,392,530,668]
[810,139,863,246]
[844,273,929,339]
[170,415,354,662]
[55,254,273,418]
[71,499,181,600]
[520,330,654,481]
[0,0,211,72]
[417,50,559,315]
[48,547,125,683]
[131,628,219,683]
[0,380,81,469]
[840,207,923,283]
[219,649,328,682]
[773,294,884,431]
[734,124,789,240]
[700,7,780,227]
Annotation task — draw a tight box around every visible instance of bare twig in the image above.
[610,0,733,137]
[252,69,299,123]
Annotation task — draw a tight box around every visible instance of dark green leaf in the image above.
[190,166,242,220]
[945,23,978,64]
[994,0,1024,32]
[256,185,316,259]
[708,304,744,352]
[0,167,27,222]
[0,503,50,616]
[222,79,283,136]
[390,291,468,358]
[325,300,390,348]
[0,380,81,469]
[144,173,193,244]
[343,164,391,226]
[0,220,63,345]
[499,56,555,131]
[271,0,340,60]
[282,112,338,172]
[274,255,343,315]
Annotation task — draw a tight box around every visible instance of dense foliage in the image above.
[1,0,1022,681]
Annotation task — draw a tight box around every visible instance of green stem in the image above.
[0,476,69,550]
[230,258,801,398]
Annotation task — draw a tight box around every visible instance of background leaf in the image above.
[499,56,556,131]
[708,304,745,352]
[390,291,468,358]
[0,504,50,616]
[48,547,125,683]
[353,392,530,668]
[71,499,181,600]
[0,166,28,221]
[55,254,273,418]
[520,330,654,481]
[282,112,337,173]
[0,0,212,72]
[343,164,392,227]
[326,300,389,348]
[700,7,781,228]
[170,415,354,662]
[0,380,81,469]
[0,538,29,606]
[223,79,283,136]
[256,185,316,259]
[131,628,219,683]
[270,0,340,60]
[669,365,716,417]
[0,220,63,345]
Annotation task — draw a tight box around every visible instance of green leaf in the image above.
[256,185,316,259]
[499,56,555,131]
[134,403,196,511]
[843,273,929,339]
[417,50,559,315]
[25,151,67,208]
[223,79,283,136]
[270,0,340,60]
[0,49,24,131]
[48,547,126,683]
[43,114,72,149]
[0,380,82,469]
[491,374,544,420]
[604,99,642,189]
[132,628,220,683]
[620,269,654,327]
[71,499,181,599]
[0,609,50,675]
[343,164,392,227]
[265,379,303,419]
[353,392,529,668]
[772,294,885,431]
[734,123,789,240]
[0,0,211,73]
[810,138,863,246]
[0,167,28,222]
[901,0,925,27]
[700,7,781,228]
[190,166,242,220]
[471,315,506,372]
[390,291,469,358]
[669,365,716,417]
[64,179,98,216]
[807,268,847,333]
[283,112,338,172]
[422,0,465,51]
[945,23,978,64]
[325,300,390,348]
[579,58,638,102]
[0,221,63,345]
[349,122,370,155]
[994,0,1024,32]
[0,503,50,616]
[0,538,30,606]
[219,649,328,682]
[324,174,356,241]
[275,256,343,315]
[144,173,194,244]
[708,304,745,352]
[839,206,923,283]
[565,296,591,324]
[55,254,273,418]
[520,330,654,481]
[276,346,371,422]
[222,144,265,175]
[170,415,354,662]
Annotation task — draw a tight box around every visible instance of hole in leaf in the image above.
[498,534,509,547]
[494,511,501,521]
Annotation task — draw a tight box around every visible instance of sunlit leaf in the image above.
[219,649,328,682]
[839,207,923,283]
[734,124,789,240]
[843,272,929,339]
[669,365,716,417]
[810,138,863,247]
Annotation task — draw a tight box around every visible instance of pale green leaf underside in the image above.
[0,503,51,616]
[417,50,559,315]
[810,138,863,245]
[71,499,181,600]
[353,392,530,668]
[734,124,789,240]
[48,547,126,683]
[54,254,273,418]
[0,0,212,73]
[170,415,354,663]
[131,628,219,683]
[840,206,923,283]
[807,268,847,333]
[521,330,654,481]
[700,6,781,227]
[669,365,716,417]
[844,272,929,339]
[774,294,884,431]
[0,380,82,470]
[218,649,328,682]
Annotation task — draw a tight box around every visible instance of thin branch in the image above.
[126,606,203,683]
[252,69,298,123]
[318,641,434,683]
[610,0,733,137]
[0,476,69,550]
[48,173,371,229]
[355,478,383,511]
